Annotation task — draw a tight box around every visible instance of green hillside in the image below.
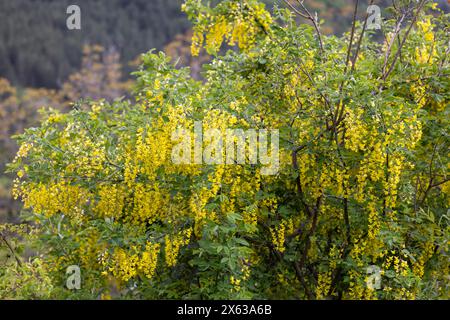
[0,0,190,88]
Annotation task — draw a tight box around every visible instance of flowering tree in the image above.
[4,0,449,299]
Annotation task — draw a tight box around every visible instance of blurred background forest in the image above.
[0,0,449,223]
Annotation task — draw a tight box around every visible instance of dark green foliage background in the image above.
[0,0,191,88]
[1,0,449,89]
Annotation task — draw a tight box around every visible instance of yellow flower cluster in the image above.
[316,272,333,300]
[61,130,106,178]
[230,275,241,291]
[206,17,229,54]
[382,250,410,278]
[189,2,272,56]
[124,151,139,187]
[283,70,300,98]
[78,230,103,268]
[229,263,251,292]
[412,240,434,279]
[367,200,381,241]
[16,142,33,158]
[375,249,419,299]
[134,126,172,180]
[189,190,212,235]
[131,183,169,225]
[417,18,434,42]
[230,18,257,51]
[316,245,340,299]
[242,204,258,228]
[178,107,263,232]
[345,108,369,152]
[350,239,367,268]
[19,181,89,219]
[347,271,377,300]
[385,155,403,210]
[191,29,204,57]
[140,242,161,279]
[270,220,287,253]
[108,248,139,282]
[415,18,437,64]
[106,242,160,282]
[165,228,192,267]
[94,184,126,219]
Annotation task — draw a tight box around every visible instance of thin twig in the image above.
[382,0,428,82]
[0,232,23,267]
[296,0,324,52]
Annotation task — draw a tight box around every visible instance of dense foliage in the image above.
[0,45,131,222]
[2,0,449,299]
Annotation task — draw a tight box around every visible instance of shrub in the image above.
[6,0,449,299]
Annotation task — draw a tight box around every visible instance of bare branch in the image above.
[351,0,375,71]
[0,232,23,267]
[382,0,428,82]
